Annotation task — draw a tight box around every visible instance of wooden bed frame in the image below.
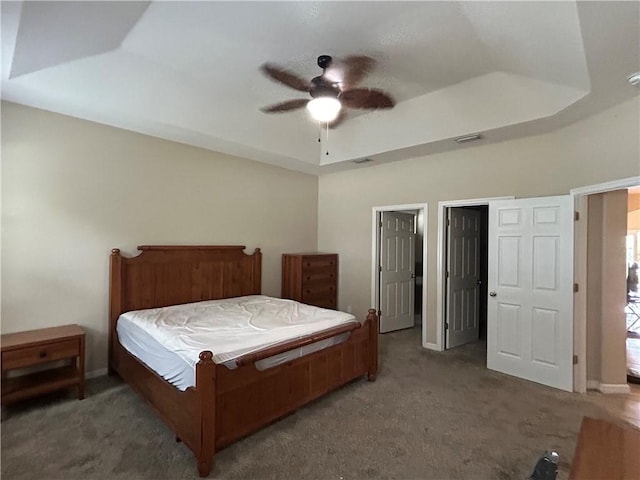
[109,245,378,477]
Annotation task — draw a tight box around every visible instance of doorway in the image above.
[572,176,640,393]
[371,203,427,346]
[626,186,640,382]
[435,196,513,352]
[443,205,488,349]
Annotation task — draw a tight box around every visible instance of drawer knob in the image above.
[39,351,47,358]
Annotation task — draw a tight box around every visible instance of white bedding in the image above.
[117,295,358,390]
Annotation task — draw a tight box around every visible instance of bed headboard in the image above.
[109,245,261,368]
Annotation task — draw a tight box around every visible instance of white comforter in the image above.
[117,295,358,367]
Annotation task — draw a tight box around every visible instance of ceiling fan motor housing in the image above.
[317,55,332,70]
[310,78,339,99]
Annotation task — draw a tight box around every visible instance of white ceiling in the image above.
[2,1,639,175]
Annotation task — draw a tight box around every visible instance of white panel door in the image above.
[446,208,481,348]
[380,211,415,333]
[487,196,574,391]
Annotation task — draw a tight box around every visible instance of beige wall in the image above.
[1,102,319,373]
[318,97,640,344]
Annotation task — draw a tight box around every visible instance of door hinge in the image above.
[446,218,451,226]
[379,265,382,272]
[378,310,382,318]
[446,271,450,278]
[573,283,579,293]
[573,354,578,365]
[379,221,383,228]
[574,211,580,221]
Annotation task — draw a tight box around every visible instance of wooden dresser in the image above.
[282,253,338,309]
[1,324,85,405]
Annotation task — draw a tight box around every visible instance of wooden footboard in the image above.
[109,246,379,478]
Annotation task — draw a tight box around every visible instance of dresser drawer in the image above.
[310,298,337,309]
[302,284,336,302]
[2,339,79,370]
[302,256,337,270]
[301,267,336,286]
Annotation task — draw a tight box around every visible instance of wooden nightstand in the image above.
[1,324,85,405]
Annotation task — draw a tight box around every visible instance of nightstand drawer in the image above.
[2,339,78,370]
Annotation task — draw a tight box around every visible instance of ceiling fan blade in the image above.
[260,63,310,92]
[260,99,309,113]
[329,110,348,129]
[339,56,375,89]
[340,88,395,109]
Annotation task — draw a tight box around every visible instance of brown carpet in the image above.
[0,328,632,479]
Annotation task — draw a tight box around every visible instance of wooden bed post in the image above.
[367,308,378,381]
[196,351,216,478]
[108,249,123,376]
[252,248,262,294]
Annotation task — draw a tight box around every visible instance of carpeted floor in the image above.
[1,327,638,480]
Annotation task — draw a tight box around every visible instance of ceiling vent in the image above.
[353,158,373,164]
[455,133,483,144]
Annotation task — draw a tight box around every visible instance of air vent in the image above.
[353,158,373,164]
[455,133,483,144]
[628,72,640,86]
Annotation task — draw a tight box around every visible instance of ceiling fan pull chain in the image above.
[325,122,330,156]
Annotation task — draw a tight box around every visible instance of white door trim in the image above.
[434,197,515,351]
[570,176,640,196]
[371,203,428,348]
[571,176,640,393]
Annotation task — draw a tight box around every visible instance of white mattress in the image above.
[117,295,358,391]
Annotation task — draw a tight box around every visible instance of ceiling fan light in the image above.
[307,97,341,122]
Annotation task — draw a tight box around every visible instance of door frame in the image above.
[371,203,428,347]
[571,175,640,393]
[435,196,514,352]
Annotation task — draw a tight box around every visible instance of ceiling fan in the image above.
[259,55,395,128]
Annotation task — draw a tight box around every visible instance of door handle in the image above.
[489,291,497,297]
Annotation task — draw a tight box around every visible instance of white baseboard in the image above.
[586,380,630,394]
[86,367,108,379]
[424,342,440,351]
